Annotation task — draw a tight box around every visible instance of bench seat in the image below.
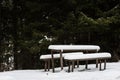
[64,52,111,72]
[40,54,60,60]
[40,52,83,59]
[64,52,111,60]
[40,52,83,71]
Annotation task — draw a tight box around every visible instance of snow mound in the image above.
[0,76,15,80]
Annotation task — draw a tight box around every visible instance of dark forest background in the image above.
[0,0,120,71]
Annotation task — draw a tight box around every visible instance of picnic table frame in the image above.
[48,45,100,72]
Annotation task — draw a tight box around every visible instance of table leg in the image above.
[44,60,47,71]
[96,59,98,68]
[51,50,55,72]
[72,61,74,72]
[60,51,63,70]
[99,60,102,71]
[48,60,50,71]
[77,60,79,68]
[96,51,98,68]
[85,60,88,69]
[68,61,70,72]
[104,59,106,70]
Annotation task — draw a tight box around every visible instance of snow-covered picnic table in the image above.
[48,45,100,72]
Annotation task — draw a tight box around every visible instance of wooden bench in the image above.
[64,52,111,72]
[40,54,60,71]
[40,52,83,71]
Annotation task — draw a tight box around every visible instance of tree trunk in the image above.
[13,41,18,69]
[88,32,91,44]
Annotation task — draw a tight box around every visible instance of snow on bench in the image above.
[40,52,83,59]
[64,52,111,72]
[40,52,83,71]
[40,54,60,59]
[64,52,111,60]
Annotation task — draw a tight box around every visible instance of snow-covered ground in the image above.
[0,61,120,80]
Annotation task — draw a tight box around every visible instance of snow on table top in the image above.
[48,45,100,51]
[64,52,111,60]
